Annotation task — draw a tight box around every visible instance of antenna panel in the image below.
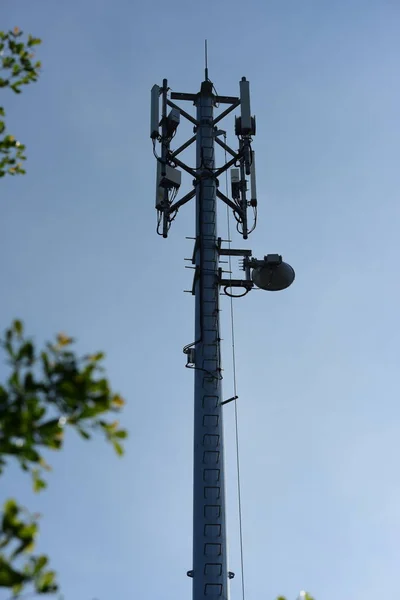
[250,151,257,203]
[166,108,180,136]
[150,84,160,139]
[230,168,240,183]
[239,78,252,133]
[156,161,181,209]
[155,161,164,209]
[230,168,240,200]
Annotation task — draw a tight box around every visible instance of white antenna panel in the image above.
[150,84,160,139]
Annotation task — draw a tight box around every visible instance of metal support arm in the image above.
[219,278,254,290]
[172,135,196,158]
[167,98,199,126]
[214,154,241,179]
[168,189,196,213]
[216,190,243,216]
[215,136,237,158]
[169,154,198,179]
[213,99,240,126]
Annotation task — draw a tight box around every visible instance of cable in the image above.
[223,135,246,600]
[152,139,160,160]
[223,285,250,298]
[185,362,223,380]
[156,211,164,236]
[182,181,204,352]
[212,83,220,108]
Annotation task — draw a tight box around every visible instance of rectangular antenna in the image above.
[151,84,160,139]
[231,168,240,183]
[155,162,164,209]
[239,77,251,133]
[250,150,257,202]
[230,168,240,199]
[156,161,182,209]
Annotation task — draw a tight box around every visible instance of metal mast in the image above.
[192,78,229,599]
[150,70,295,600]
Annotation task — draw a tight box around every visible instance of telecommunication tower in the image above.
[150,60,295,600]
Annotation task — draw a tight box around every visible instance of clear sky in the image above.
[1,1,400,599]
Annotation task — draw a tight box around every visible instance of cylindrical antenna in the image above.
[205,40,209,81]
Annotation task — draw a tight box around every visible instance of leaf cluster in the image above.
[0,320,127,483]
[0,500,57,596]
[0,320,128,598]
[0,28,41,177]
[0,28,41,93]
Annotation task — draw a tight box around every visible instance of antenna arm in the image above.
[167,99,199,126]
[214,153,240,178]
[171,135,196,158]
[215,136,236,158]
[168,189,196,213]
[216,190,243,218]
[168,154,198,179]
[213,99,240,126]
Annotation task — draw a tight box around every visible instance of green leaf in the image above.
[12,581,24,596]
[0,557,26,587]
[10,84,22,94]
[37,419,62,436]
[27,36,41,47]
[8,370,19,388]
[112,394,125,407]
[32,470,47,493]
[86,352,105,362]
[2,500,18,532]
[80,402,109,419]
[12,537,35,557]
[33,555,48,574]
[16,341,34,362]
[13,319,23,335]
[41,351,51,375]
[21,447,40,463]
[36,569,57,593]
[112,440,124,456]
[24,371,35,391]
[3,340,14,359]
[16,523,36,542]
[114,429,128,439]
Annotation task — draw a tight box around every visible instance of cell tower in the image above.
[150,61,295,600]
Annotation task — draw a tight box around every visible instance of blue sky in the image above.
[1,1,400,599]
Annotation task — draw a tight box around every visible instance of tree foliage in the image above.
[0,27,129,599]
[0,319,127,481]
[0,321,127,598]
[0,28,41,177]
[0,499,57,595]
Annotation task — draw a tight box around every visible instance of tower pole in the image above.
[192,78,229,600]
[151,70,295,600]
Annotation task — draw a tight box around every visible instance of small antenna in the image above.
[205,39,209,81]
